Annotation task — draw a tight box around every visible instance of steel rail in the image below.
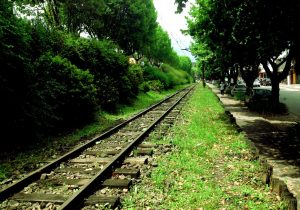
[0,86,191,202]
[59,85,195,210]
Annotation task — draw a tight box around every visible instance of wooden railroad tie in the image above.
[69,157,112,164]
[136,148,153,156]
[138,142,156,148]
[41,178,90,186]
[85,195,120,208]
[83,149,119,156]
[11,193,67,204]
[55,167,100,174]
[112,168,140,179]
[102,179,132,189]
[124,157,148,165]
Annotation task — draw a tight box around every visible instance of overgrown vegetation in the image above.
[123,85,287,209]
[0,87,184,182]
[0,1,193,149]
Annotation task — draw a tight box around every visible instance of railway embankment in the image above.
[0,86,194,209]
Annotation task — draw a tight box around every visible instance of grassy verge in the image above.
[0,87,185,182]
[123,85,287,209]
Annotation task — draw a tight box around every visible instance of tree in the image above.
[179,56,192,74]
[15,0,158,56]
[147,26,173,66]
[94,0,158,55]
[175,0,189,13]
[232,0,299,103]
[190,42,214,87]
[61,0,107,35]
[0,1,33,141]
[186,0,300,103]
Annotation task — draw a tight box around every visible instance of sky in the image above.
[153,0,196,62]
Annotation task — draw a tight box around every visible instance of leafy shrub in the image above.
[127,64,144,95]
[0,8,33,143]
[148,80,164,91]
[61,37,130,110]
[161,64,193,86]
[140,80,164,92]
[143,65,171,88]
[143,63,192,90]
[29,53,97,132]
[139,81,150,93]
[29,21,65,60]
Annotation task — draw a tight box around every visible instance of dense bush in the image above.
[143,63,193,90]
[140,80,165,92]
[127,64,144,95]
[60,37,131,109]
[0,5,193,148]
[29,54,97,132]
[161,64,193,86]
[29,21,65,61]
[143,65,171,88]
[0,6,33,143]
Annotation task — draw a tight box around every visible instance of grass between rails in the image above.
[122,85,287,209]
[0,87,185,182]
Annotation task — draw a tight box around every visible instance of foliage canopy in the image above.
[185,0,300,103]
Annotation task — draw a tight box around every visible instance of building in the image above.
[287,59,299,84]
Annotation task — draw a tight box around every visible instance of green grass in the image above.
[0,87,185,182]
[122,85,287,209]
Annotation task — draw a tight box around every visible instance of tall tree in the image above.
[233,0,299,103]
[95,0,158,55]
[15,0,158,56]
[179,56,192,74]
[186,0,300,103]
[147,26,173,66]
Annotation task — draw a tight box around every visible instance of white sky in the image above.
[153,0,195,62]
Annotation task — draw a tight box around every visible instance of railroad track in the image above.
[0,85,195,210]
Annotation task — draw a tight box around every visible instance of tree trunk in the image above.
[262,49,294,105]
[240,64,259,95]
[271,78,280,104]
[202,65,206,87]
[263,61,279,104]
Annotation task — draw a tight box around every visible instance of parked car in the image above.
[261,78,271,86]
[253,79,260,87]
[231,84,247,96]
[245,87,272,104]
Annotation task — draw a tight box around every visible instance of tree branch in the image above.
[268,58,278,74]
[276,56,288,68]
[278,49,294,81]
[262,60,273,80]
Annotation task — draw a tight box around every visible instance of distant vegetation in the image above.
[0,1,193,148]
